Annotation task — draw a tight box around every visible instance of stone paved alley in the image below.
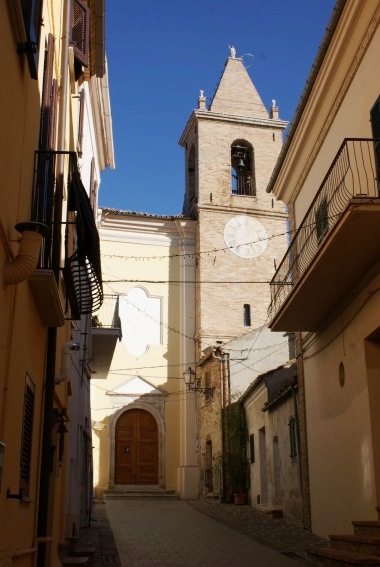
[78,498,329,566]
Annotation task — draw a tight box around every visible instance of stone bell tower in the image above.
[179,47,289,356]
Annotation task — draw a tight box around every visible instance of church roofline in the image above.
[178,109,288,147]
[99,206,187,220]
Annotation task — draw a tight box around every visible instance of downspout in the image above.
[212,350,229,501]
[37,1,71,565]
[3,222,49,286]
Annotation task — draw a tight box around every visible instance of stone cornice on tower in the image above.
[179,110,288,147]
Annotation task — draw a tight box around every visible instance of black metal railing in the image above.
[268,138,380,321]
[32,150,103,317]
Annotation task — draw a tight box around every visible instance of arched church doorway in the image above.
[115,409,158,485]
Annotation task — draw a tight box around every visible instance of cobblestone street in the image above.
[77,499,329,566]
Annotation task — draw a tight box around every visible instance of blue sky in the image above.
[99,1,336,215]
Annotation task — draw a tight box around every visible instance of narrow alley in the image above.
[79,498,328,567]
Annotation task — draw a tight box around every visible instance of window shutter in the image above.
[370,97,380,190]
[20,0,42,79]
[20,376,35,496]
[39,34,55,150]
[71,0,90,68]
[288,416,298,462]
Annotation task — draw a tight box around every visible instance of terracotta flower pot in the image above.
[233,493,247,505]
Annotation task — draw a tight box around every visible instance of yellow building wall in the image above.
[92,221,186,496]
[270,1,380,538]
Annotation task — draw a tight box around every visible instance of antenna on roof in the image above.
[242,53,254,69]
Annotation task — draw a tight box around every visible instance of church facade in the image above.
[91,50,291,500]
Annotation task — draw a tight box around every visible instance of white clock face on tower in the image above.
[224,215,268,258]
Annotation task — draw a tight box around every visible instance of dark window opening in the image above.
[288,416,298,462]
[231,142,256,196]
[249,434,255,463]
[244,304,251,327]
[184,145,197,217]
[370,96,380,191]
[205,440,213,494]
[205,371,212,402]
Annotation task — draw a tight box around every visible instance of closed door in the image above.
[115,409,158,485]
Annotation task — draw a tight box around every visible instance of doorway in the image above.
[114,409,158,485]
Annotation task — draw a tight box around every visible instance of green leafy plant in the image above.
[222,401,249,500]
[91,315,102,327]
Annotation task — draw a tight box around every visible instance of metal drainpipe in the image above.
[212,350,229,501]
[37,1,71,565]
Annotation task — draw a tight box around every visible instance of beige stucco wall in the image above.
[92,214,196,497]
[269,0,380,538]
[244,383,303,525]
[304,274,380,536]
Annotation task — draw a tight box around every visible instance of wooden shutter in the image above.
[20,376,35,496]
[288,416,298,461]
[370,97,380,190]
[39,34,55,150]
[71,0,90,68]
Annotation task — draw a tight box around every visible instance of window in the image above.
[370,96,380,191]
[20,0,43,79]
[244,304,251,327]
[71,0,90,78]
[184,145,197,217]
[205,441,213,493]
[288,415,298,462]
[205,371,212,402]
[33,34,57,266]
[231,141,256,196]
[315,197,329,243]
[249,433,255,463]
[20,374,36,497]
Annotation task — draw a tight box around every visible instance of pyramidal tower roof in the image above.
[209,54,268,119]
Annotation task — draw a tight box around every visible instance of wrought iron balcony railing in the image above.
[31,150,103,318]
[268,138,380,322]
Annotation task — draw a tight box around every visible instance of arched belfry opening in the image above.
[231,140,256,196]
[184,144,197,218]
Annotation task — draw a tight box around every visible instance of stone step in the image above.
[68,547,96,557]
[329,534,380,556]
[61,558,90,567]
[307,546,380,566]
[353,523,380,537]
[103,489,179,500]
[265,509,283,519]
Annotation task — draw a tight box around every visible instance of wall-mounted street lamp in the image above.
[183,367,214,397]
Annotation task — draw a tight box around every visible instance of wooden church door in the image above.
[115,409,158,485]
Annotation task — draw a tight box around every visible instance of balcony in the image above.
[269,138,380,332]
[29,151,103,325]
[91,295,122,378]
